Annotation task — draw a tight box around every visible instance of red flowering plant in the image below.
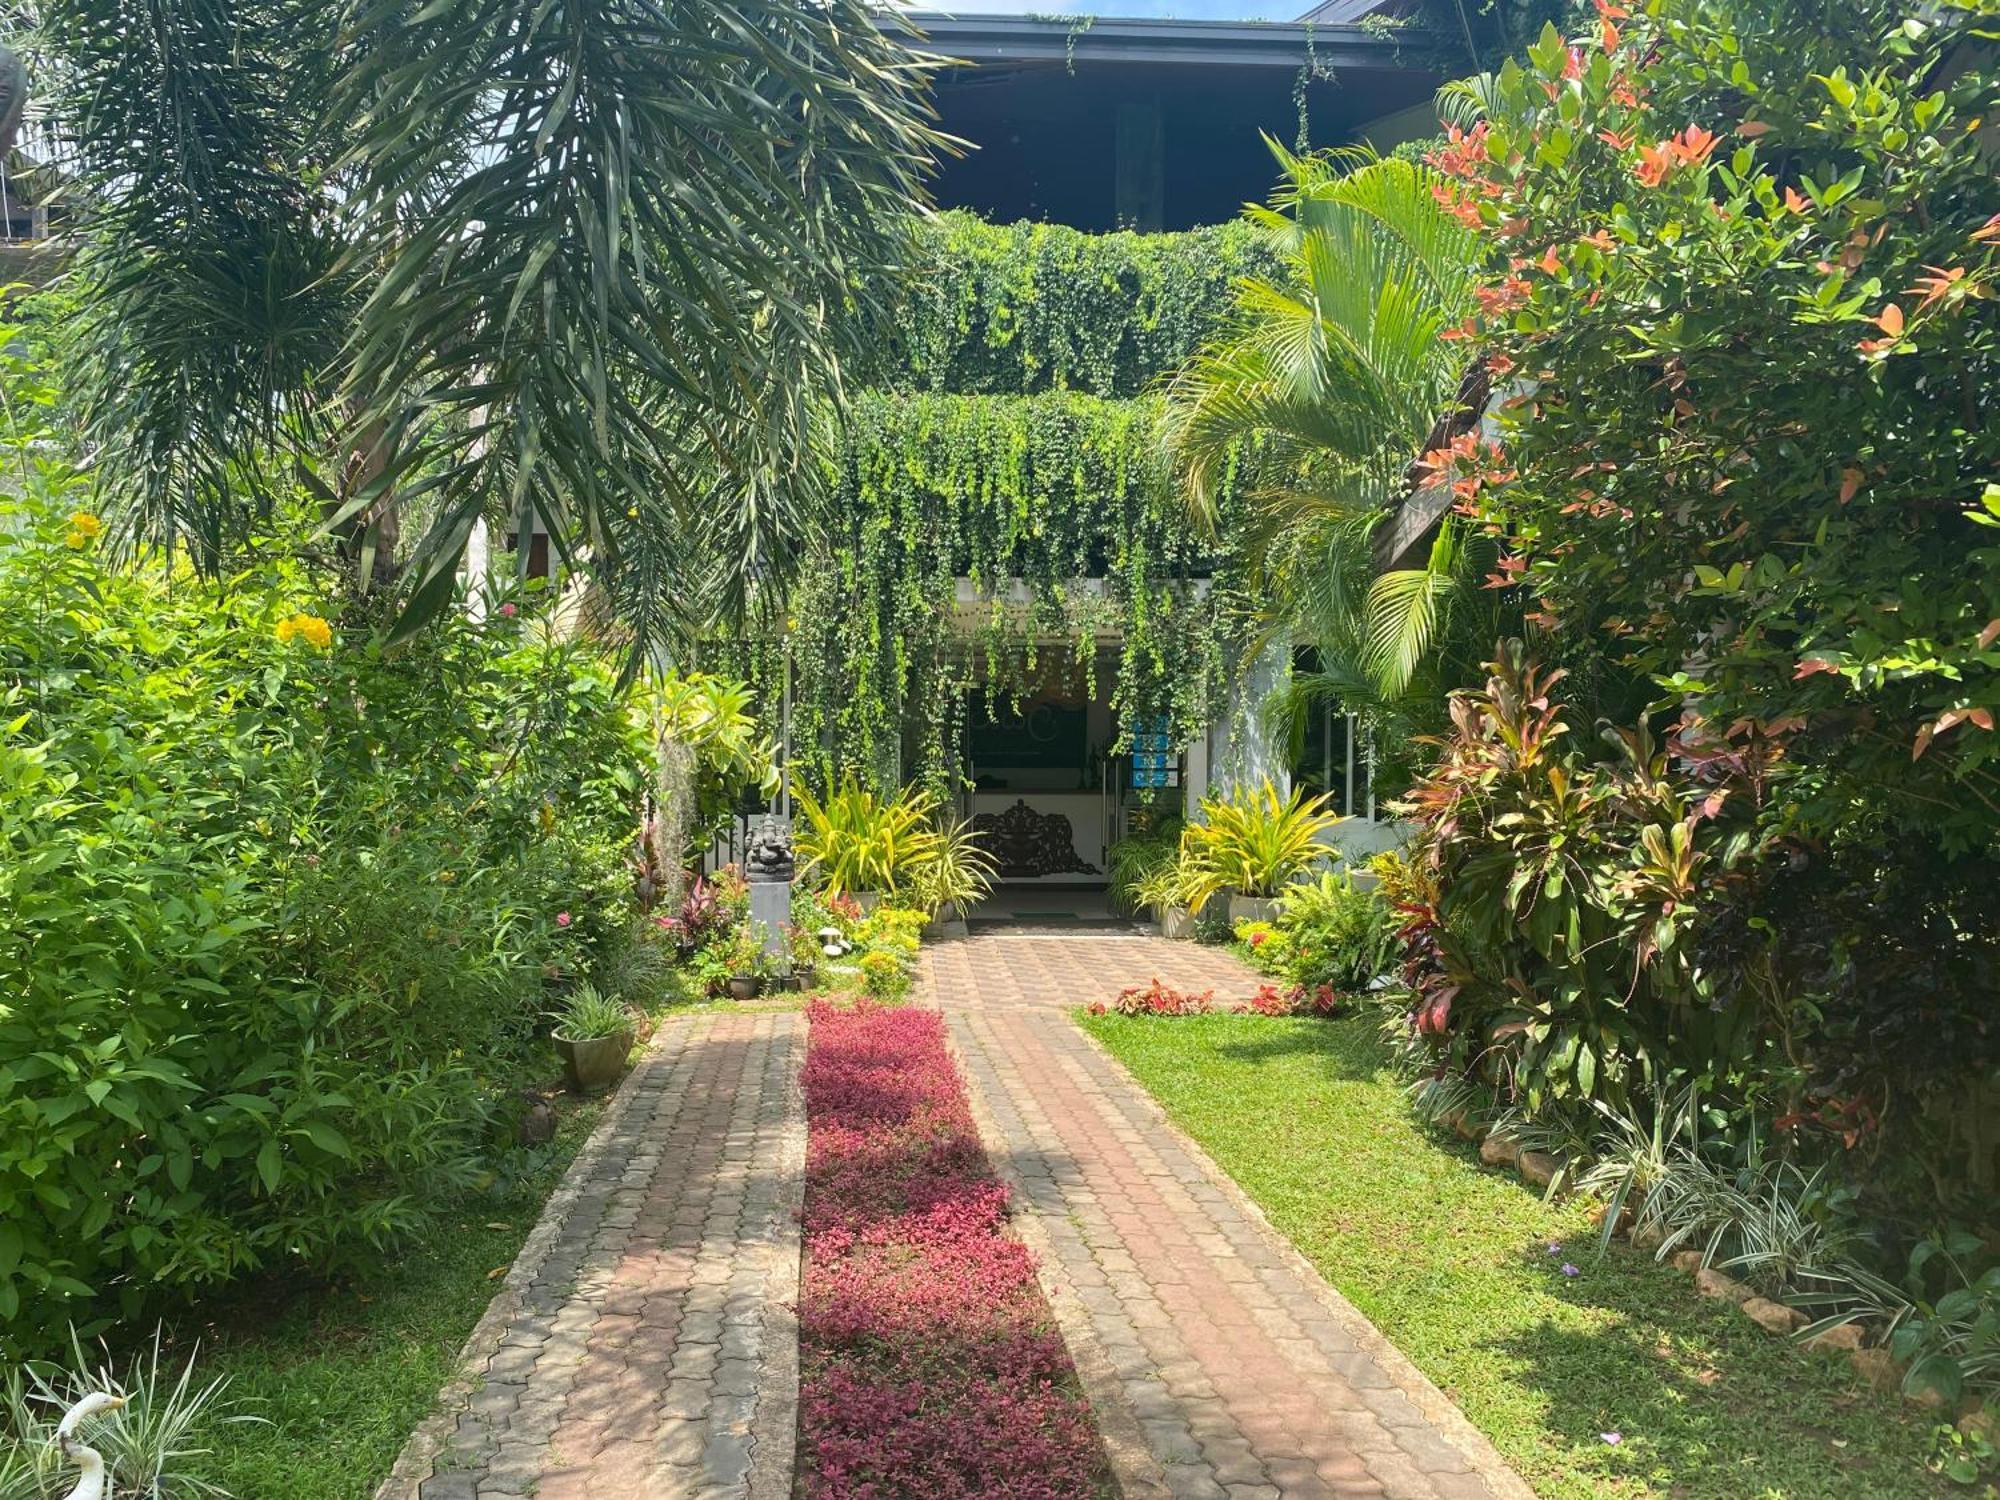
[1415,0,2000,1203]
[1107,978,1214,1017]
[797,1000,1107,1498]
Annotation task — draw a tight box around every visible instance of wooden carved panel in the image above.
[970,799,1099,879]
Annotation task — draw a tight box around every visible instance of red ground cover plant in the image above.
[1233,981,1346,1018]
[798,999,1108,1498]
[1087,977,1215,1017]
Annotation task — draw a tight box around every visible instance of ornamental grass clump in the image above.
[798,1000,1106,1499]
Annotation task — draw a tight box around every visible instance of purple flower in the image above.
[1561,1263,1580,1277]
[1601,1431,1622,1445]
[1545,1241,1563,1256]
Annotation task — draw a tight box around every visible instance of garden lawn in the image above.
[1079,1011,1949,1500]
[181,1100,602,1500]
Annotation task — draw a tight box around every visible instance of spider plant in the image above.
[790,778,941,899]
[1107,814,1185,910]
[1571,1082,1707,1251]
[548,983,632,1043]
[1133,858,1197,917]
[0,1329,254,1498]
[1179,779,1342,912]
[907,817,998,919]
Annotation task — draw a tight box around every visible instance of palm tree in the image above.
[24,0,945,654]
[1164,140,1507,714]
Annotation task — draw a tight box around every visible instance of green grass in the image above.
[1078,1011,1951,1500]
[174,1099,603,1499]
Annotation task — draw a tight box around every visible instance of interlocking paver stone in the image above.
[374,1011,803,1500]
[921,933,1535,1500]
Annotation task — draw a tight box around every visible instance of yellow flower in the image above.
[67,511,102,538]
[276,612,334,649]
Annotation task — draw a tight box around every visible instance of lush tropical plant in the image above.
[30,0,944,648]
[548,984,631,1044]
[1165,143,1508,719]
[1132,858,1198,919]
[790,779,942,898]
[1179,779,1341,911]
[1392,643,1767,1115]
[1804,1230,2000,1406]
[1107,813,1185,912]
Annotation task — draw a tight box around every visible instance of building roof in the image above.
[908,11,1447,230]
[908,12,1433,70]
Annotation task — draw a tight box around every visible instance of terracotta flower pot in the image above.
[554,1028,634,1095]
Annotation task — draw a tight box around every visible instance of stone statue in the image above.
[744,814,794,883]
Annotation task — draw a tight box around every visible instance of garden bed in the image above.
[798,998,1109,1498]
[1080,1010,1952,1499]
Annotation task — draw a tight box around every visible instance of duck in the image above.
[55,1392,126,1500]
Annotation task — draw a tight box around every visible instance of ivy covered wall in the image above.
[760,211,1264,794]
[880,211,1275,399]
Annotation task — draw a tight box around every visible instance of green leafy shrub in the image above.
[1425,0,2000,1212]
[1235,871,1394,995]
[0,489,658,1352]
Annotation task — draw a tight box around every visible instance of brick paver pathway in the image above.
[375,1011,803,1500]
[924,934,1535,1500]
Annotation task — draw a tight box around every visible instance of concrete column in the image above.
[1209,639,1291,798]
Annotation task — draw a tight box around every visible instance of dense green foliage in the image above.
[1401,0,2000,1221]
[885,211,1274,399]
[1178,779,1343,907]
[782,388,1241,789]
[1234,870,1396,995]
[1163,146,1510,794]
[0,498,644,1351]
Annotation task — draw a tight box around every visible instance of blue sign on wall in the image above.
[1127,716,1179,789]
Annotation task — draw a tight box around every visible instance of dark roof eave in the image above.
[902,12,1447,71]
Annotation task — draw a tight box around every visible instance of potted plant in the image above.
[550,983,636,1095]
[724,928,766,1000]
[790,777,941,912]
[911,816,997,940]
[1180,778,1343,925]
[1128,859,1191,939]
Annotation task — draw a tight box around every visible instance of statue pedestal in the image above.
[747,879,791,964]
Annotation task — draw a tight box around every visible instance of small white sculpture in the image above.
[55,1392,126,1500]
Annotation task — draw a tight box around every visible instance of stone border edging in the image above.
[1067,1019,1542,1500]
[745,1026,807,1500]
[371,1017,696,1500]
[938,1016,1175,1500]
[1464,1120,1985,1427]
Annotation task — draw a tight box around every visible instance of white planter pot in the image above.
[1227,893,1280,926]
[1156,905,1194,940]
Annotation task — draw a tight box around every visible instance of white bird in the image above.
[54,1392,126,1500]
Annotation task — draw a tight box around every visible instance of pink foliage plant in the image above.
[798,999,1108,1498]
